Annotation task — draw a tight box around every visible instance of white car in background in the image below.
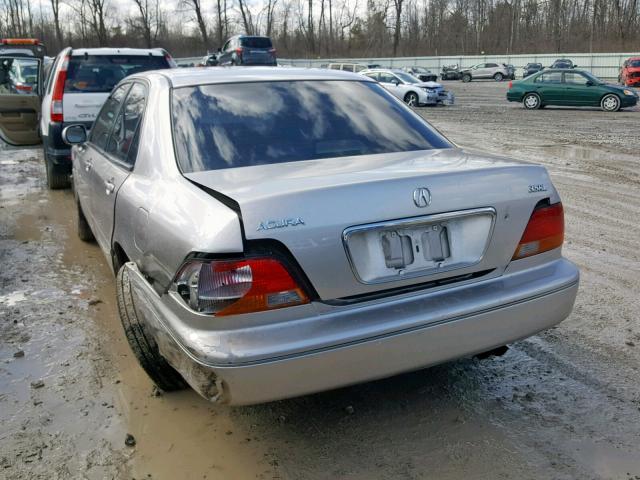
[40,47,176,189]
[362,68,454,107]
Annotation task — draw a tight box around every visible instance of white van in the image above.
[40,47,176,188]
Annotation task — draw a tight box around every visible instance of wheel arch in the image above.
[112,242,131,275]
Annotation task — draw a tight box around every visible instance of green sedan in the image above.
[507,69,638,112]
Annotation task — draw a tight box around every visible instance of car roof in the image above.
[146,66,376,88]
[362,68,404,74]
[69,47,165,56]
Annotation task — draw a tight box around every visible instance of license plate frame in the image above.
[342,207,496,284]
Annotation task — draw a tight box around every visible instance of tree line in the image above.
[1,0,639,59]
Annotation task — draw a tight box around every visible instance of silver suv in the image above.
[460,63,511,82]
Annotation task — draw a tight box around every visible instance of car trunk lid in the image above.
[185,148,557,300]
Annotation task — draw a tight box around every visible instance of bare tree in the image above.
[180,0,209,48]
[132,0,161,48]
[49,0,63,49]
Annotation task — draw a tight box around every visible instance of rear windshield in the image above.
[239,37,272,48]
[65,55,169,93]
[172,80,451,173]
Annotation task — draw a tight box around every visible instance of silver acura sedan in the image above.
[63,67,579,405]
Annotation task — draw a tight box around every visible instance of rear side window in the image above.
[172,80,452,173]
[90,84,131,150]
[239,37,272,48]
[105,83,146,166]
[329,64,340,70]
[65,55,169,94]
[536,72,562,84]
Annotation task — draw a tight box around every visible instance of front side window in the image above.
[378,72,397,84]
[329,64,341,70]
[172,80,452,173]
[364,72,379,81]
[89,84,131,150]
[394,71,419,84]
[65,55,170,94]
[105,83,146,166]
[564,72,588,85]
[0,57,40,96]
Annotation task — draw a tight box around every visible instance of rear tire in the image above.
[44,153,70,190]
[494,72,504,81]
[523,92,541,110]
[76,200,94,242]
[601,94,621,112]
[116,265,187,392]
[462,74,472,83]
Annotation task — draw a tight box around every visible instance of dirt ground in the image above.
[1,81,640,480]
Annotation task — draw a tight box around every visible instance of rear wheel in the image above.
[601,94,621,112]
[44,153,70,190]
[523,92,541,110]
[116,265,187,392]
[76,200,94,242]
[404,92,419,107]
[494,72,504,81]
[462,74,472,83]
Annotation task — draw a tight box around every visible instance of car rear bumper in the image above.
[124,255,579,405]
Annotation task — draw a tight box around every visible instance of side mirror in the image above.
[62,125,87,145]
[585,80,594,87]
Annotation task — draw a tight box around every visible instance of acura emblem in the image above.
[413,187,431,208]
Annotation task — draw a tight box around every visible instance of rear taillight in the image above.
[235,47,243,57]
[50,55,69,123]
[508,81,513,89]
[513,203,564,260]
[173,257,310,316]
[268,48,277,56]
[15,83,33,92]
[164,53,177,68]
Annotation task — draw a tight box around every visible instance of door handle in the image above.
[105,179,115,195]
[84,160,92,172]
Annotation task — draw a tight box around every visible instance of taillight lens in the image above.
[268,48,277,56]
[508,81,513,89]
[164,53,177,68]
[512,203,564,260]
[174,257,310,316]
[50,55,69,123]
[235,47,243,57]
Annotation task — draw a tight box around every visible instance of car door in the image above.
[378,72,403,99]
[75,83,131,251]
[533,71,564,104]
[0,56,42,145]
[473,63,488,78]
[89,82,147,254]
[563,71,597,105]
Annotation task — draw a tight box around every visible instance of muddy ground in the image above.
[1,81,640,480]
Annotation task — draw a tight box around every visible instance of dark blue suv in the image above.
[217,35,276,66]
